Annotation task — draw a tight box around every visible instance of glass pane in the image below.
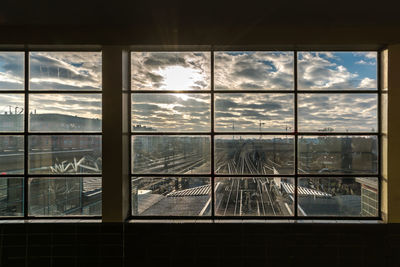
[215,135,294,175]
[298,136,378,174]
[298,177,378,217]
[0,177,24,216]
[132,177,210,216]
[132,135,210,174]
[298,94,377,132]
[132,93,210,132]
[298,52,377,90]
[131,52,210,90]
[29,94,102,132]
[0,52,24,90]
[214,51,294,90]
[0,136,24,175]
[215,177,294,216]
[215,93,294,132]
[29,52,102,90]
[28,135,102,174]
[0,94,24,131]
[28,177,101,216]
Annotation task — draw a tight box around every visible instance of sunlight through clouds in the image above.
[131,52,210,90]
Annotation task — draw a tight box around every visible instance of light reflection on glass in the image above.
[28,177,101,216]
[29,52,102,90]
[0,52,24,90]
[29,94,102,132]
[28,135,102,174]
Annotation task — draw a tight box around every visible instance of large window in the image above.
[0,51,102,217]
[130,50,379,218]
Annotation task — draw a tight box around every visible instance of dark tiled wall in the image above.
[1,222,400,267]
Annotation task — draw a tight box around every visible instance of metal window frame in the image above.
[129,49,382,221]
[0,49,102,220]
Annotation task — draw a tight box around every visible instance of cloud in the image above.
[298,94,377,132]
[131,52,210,90]
[214,93,293,132]
[214,52,294,90]
[29,94,102,119]
[29,52,102,90]
[0,52,24,90]
[355,60,375,65]
[358,77,376,89]
[131,93,210,131]
[298,52,363,89]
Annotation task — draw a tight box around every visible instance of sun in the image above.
[156,65,202,91]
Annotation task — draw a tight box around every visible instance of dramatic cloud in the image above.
[131,94,210,132]
[215,94,294,132]
[298,52,377,90]
[214,52,294,90]
[29,52,102,90]
[0,52,24,90]
[298,94,377,132]
[131,52,210,90]
[29,94,102,119]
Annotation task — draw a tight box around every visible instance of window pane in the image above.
[0,136,24,175]
[0,94,24,132]
[215,93,294,132]
[29,52,102,90]
[132,136,210,174]
[298,52,377,90]
[215,135,294,175]
[298,94,377,132]
[28,177,101,216]
[131,52,210,90]
[298,136,378,174]
[29,94,102,132]
[132,177,210,216]
[214,52,294,90]
[0,52,24,90]
[215,177,294,216]
[0,177,24,217]
[298,177,378,217]
[28,135,102,174]
[132,93,210,132]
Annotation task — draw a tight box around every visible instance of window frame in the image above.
[0,47,103,219]
[128,48,382,220]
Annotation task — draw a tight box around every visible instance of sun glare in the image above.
[157,66,202,90]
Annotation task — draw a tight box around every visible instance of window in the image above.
[130,50,380,218]
[0,51,102,217]
[0,48,380,220]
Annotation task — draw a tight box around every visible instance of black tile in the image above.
[100,245,123,258]
[27,257,51,267]
[52,257,76,267]
[52,245,77,257]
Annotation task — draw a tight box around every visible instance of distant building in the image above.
[356,178,379,216]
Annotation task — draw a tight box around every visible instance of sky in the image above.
[0,52,102,121]
[131,51,377,132]
[0,51,378,132]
